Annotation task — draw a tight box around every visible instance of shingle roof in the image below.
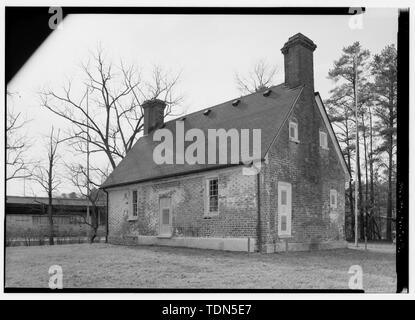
[101,84,303,189]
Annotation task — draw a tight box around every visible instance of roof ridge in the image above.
[164,83,292,126]
[6,195,92,201]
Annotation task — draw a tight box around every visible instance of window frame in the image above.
[330,189,338,209]
[277,181,292,237]
[319,130,329,150]
[32,216,41,225]
[129,189,139,220]
[205,176,219,217]
[289,121,299,143]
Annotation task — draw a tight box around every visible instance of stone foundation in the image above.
[109,235,258,252]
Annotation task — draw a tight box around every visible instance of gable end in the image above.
[314,92,350,181]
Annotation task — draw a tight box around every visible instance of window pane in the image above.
[320,132,327,147]
[290,126,295,138]
[208,178,218,212]
[281,190,287,205]
[132,191,138,216]
[281,215,287,231]
[209,197,218,212]
[162,209,170,224]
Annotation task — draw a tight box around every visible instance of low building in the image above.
[6,196,107,238]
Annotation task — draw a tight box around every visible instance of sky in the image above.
[7,8,399,197]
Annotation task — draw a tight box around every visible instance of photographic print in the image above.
[4,5,408,295]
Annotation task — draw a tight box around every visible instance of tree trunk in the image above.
[361,114,369,240]
[48,192,54,245]
[345,118,355,240]
[48,147,54,246]
[89,206,99,243]
[386,91,394,242]
[356,125,364,240]
[90,229,97,243]
[368,106,375,238]
[352,62,363,242]
[386,141,393,241]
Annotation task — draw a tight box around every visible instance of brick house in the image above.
[101,33,350,253]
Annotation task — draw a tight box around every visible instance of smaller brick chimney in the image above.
[281,33,317,93]
[142,99,166,135]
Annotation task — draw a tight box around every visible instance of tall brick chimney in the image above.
[281,33,317,93]
[142,99,166,135]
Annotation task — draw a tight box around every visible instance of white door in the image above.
[278,182,292,237]
[159,197,172,236]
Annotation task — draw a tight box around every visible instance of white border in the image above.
[1,0,413,301]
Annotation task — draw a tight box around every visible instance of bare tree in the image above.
[32,127,68,245]
[6,100,32,181]
[40,47,183,170]
[235,59,278,94]
[66,163,109,243]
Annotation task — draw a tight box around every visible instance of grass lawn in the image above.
[5,243,396,292]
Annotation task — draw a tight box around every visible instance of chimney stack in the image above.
[142,99,166,135]
[281,33,317,93]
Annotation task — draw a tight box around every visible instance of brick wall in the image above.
[259,92,346,251]
[107,166,258,242]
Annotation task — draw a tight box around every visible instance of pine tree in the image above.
[327,42,371,241]
[371,45,397,241]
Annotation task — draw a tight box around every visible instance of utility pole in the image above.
[86,88,90,228]
[354,55,359,248]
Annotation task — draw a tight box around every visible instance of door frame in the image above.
[158,196,172,237]
[277,181,292,237]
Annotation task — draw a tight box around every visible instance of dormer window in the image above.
[319,130,328,149]
[289,121,299,142]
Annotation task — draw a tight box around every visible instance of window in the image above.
[32,216,41,225]
[54,216,70,225]
[319,130,328,149]
[162,208,170,224]
[205,177,219,216]
[69,216,83,224]
[130,190,139,219]
[289,121,299,142]
[330,189,338,209]
[33,216,48,225]
[278,182,292,237]
[280,189,288,232]
[281,189,287,205]
[281,215,287,232]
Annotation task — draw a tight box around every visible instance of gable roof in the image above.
[314,92,351,181]
[101,84,303,189]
